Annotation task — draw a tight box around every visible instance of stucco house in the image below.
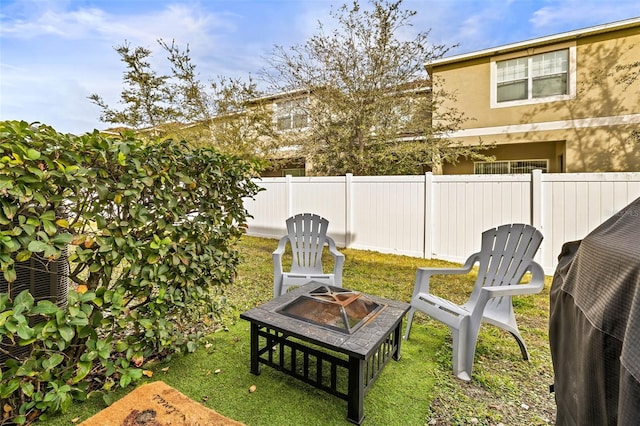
[254,89,310,177]
[429,17,640,174]
[258,84,432,177]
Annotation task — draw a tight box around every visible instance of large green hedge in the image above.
[0,120,261,424]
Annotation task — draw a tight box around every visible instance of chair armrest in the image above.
[272,235,289,256]
[325,236,343,256]
[326,236,345,286]
[272,236,290,296]
[272,236,289,272]
[416,252,480,276]
[411,253,481,298]
[481,261,546,298]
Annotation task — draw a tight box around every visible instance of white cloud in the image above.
[530,1,640,30]
[1,6,106,39]
[106,4,233,50]
[408,0,514,54]
[0,1,252,133]
[2,0,639,134]
[0,2,234,54]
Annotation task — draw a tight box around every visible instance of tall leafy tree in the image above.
[89,40,281,163]
[262,0,492,175]
[89,43,175,134]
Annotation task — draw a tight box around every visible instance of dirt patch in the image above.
[425,342,556,425]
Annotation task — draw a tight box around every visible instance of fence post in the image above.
[531,169,543,229]
[345,173,353,248]
[285,174,293,217]
[531,169,544,264]
[424,172,433,259]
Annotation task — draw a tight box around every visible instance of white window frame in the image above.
[474,159,548,174]
[274,97,309,131]
[490,43,576,109]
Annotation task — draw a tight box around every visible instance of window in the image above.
[475,161,509,174]
[474,160,548,174]
[283,168,305,177]
[497,57,529,102]
[492,46,574,107]
[275,98,309,131]
[532,50,568,98]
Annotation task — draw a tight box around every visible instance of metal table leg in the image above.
[249,323,260,375]
[393,322,403,360]
[347,356,365,425]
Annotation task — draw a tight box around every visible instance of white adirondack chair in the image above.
[404,223,545,381]
[272,213,345,298]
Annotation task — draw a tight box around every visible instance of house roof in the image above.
[427,16,640,68]
[252,78,432,103]
[249,88,311,103]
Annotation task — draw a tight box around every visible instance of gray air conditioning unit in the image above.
[0,248,69,365]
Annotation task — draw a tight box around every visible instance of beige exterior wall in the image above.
[444,141,563,174]
[432,21,640,173]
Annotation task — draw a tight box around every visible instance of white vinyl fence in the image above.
[244,171,640,275]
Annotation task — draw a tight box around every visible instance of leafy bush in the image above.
[0,120,261,423]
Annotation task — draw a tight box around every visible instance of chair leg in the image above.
[509,331,530,360]
[491,313,531,360]
[452,316,478,382]
[460,318,484,381]
[403,307,416,340]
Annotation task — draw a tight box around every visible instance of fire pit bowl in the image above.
[276,285,385,334]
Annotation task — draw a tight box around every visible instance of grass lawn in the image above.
[46,235,556,425]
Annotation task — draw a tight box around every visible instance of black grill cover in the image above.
[550,197,640,425]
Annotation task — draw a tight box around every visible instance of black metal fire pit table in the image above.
[240,282,410,424]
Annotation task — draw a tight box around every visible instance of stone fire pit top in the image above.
[240,282,410,359]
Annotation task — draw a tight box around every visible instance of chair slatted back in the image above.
[286,213,329,274]
[468,224,543,307]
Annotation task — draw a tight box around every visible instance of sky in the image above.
[1,0,639,135]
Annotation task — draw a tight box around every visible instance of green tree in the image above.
[89,42,175,135]
[262,0,492,175]
[89,40,281,163]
